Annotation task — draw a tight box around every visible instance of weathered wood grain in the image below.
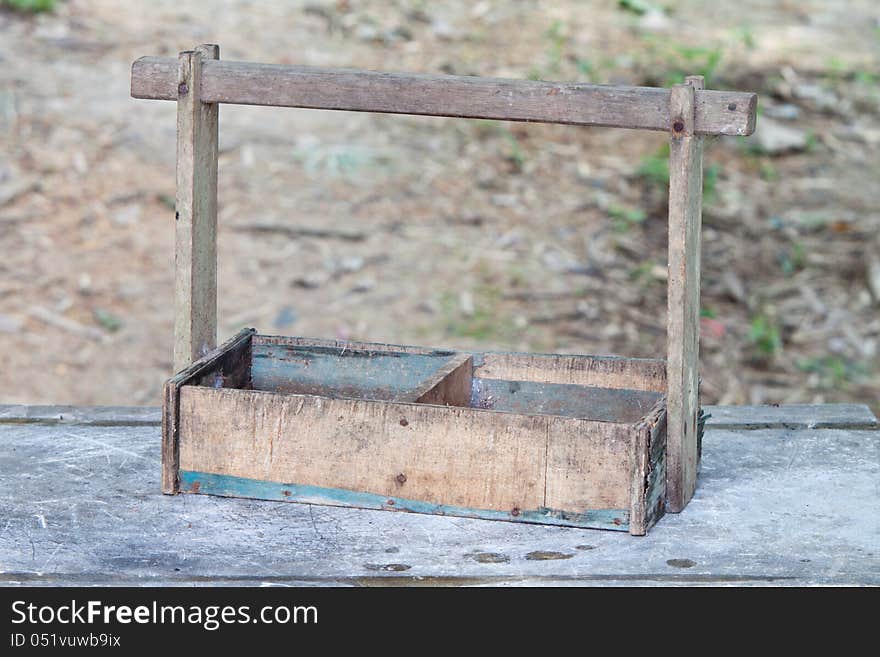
[131,56,757,136]
[629,398,667,535]
[162,327,253,493]
[178,386,550,513]
[703,404,880,430]
[666,77,705,513]
[173,45,219,372]
[544,417,634,514]
[475,352,666,392]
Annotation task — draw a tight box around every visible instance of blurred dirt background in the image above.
[1,0,878,411]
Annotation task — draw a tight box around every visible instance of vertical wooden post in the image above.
[174,44,219,373]
[666,75,704,513]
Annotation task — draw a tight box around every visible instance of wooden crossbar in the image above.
[132,45,758,514]
[131,56,756,136]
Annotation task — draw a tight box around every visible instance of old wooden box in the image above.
[166,330,667,534]
[133,44,756,535]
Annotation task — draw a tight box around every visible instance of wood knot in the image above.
[395,473,407,485]
[399,418,409,427]
[178,82,189,96]
[672,120,685,134]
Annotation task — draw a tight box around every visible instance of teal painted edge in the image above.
[179,470,630,532]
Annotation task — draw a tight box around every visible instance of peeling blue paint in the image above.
[179,470,630,531]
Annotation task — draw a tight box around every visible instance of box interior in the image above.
[194,336,664,425]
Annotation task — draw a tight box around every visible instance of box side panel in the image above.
[162,328,253,494]
[472,378,662,423]
[179,386,548,513]
[644,409,668,531]
[628,399,667,535]
[475,353,666,392]
[250,342,468,402]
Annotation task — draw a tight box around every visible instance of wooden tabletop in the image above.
[0,404,877,586]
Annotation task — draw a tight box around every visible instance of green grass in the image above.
[664,45,723,87]
[636,144,670,187]
[469,121,527,171]
[93,308,123,333]
[2,0,55,12]
[439,285,514,342]
[778,242,806,276]
[759,160,779,181]
[749,314,782,357]
[617,0,657,15]
[501,130,525,172]
[735,26,757,50]
[639,36,725,88]
[636,143,721,202]
[609,203,647,232]
[796,357,868,387]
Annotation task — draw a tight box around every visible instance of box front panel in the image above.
[177,386,635,529]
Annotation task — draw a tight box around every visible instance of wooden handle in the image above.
[132,56,756,136]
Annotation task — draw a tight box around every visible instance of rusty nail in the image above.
[282,490,291,497]
[511,507,521,517]
[399,418,409,427]
[178,82,189,95]
[386,499,395,506]
[191,481,200,493]
[396,473,407,484]
[672,120,685,133]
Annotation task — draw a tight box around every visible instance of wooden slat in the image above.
[628,398,667,535]
[665,77,705,513]
[253,333,450,355]
[173,45,220,372]
[131,56,757,136]
[475,352,666,392]
[178,471,630,532]
[162,327,254,493]
[471,378,662,423]
[704,404,880,430]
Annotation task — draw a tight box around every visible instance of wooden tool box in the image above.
[131,45,757,535]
